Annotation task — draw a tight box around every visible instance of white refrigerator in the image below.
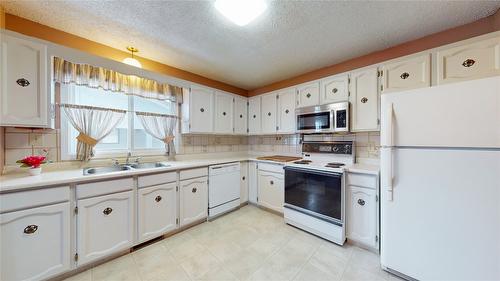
[380,76,500,280]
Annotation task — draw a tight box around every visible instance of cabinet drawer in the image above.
[179,167,208,180]
[347,173,377,189]
[437,36,500,85]
[77,178,133,199]
[382,53,431,93]
[138,172,177,188]
[0,186,70,213]
[258,163,284,174]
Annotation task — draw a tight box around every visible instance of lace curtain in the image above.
[60,104,126,161]
[135,112,177,156]
[53,57,183,103]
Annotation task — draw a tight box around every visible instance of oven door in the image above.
[284,167,344,225]
[296,111,332,133]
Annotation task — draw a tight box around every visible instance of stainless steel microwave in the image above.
[296,102,349,133]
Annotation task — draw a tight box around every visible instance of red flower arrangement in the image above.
[16,150,48,168]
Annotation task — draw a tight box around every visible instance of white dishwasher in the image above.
[208,162,241,218]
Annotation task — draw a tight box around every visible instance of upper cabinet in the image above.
[261,93,278,134]
[349,67,380,132]
[214,91,234,134]
[381,53,431,93]
[296,81,320,108]
[182,87,214,134]
[277,88,296,134]
[248,96,261,134]
[0,33,50,127]
[234,96,248,135]
[320,74,349,104]
[437,36,500,85]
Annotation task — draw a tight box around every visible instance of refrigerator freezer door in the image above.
[381,76,500,148]
[380,148,500,280]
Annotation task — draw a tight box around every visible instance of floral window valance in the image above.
[53,57,183,103]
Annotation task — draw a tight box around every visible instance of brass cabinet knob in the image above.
[332,88,338,93]
[200,108,205,112]
[253,114,256,118]
[240,114,243,118]
[270,180,274,185]
[462,59,475,67]
[400,72,410,79]
[192,187,197,193]
[357,199,365,206]
[268,112,271,116]
[155,195,162,202]
[16,78,30,87]
[103,207,113,215]
[242,176,246,180]
[285,109,289,114]
[222,112,226,116]
[306,93,311,98]
[361,97,368,103]
[23,225,38,234]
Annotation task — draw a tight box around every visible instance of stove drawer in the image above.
[347,173,376,189]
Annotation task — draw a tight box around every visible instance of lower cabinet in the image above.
[0,202,71,281]
[77,191,134,266]
[240,162,249,204]
[137,183,177,243]
[248,162,258,204]
[179,176,208,227]
[258,170,284,213]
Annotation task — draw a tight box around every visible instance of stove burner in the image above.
[293,160,312,165]
[325,162,345,168]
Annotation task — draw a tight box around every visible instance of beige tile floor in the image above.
[65,205,401,281]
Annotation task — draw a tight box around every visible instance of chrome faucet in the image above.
[134,157,142,164]
[125,152,132,164]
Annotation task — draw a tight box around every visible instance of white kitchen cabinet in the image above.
[240,162,249,204]
[381,54,431,93]
[320,74,349,104]
[258,169,284,213]
[214,91,234,134]
[248,96,261,134]
[248,162,258,204]
[0,33,50,127]
[137,182,177,243]
[437,36,500,85]
[234,96,248,134]
[0,202,70,281]
[261,93,278,134]
[277,88,296,134]
[76,191,134,266]
[296,81,320,108]
[349,67,380,132]
[347,186,377,249]
[182,87,214,133]
[179,176,208,227]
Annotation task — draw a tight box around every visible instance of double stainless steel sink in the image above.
[83,162,170,175]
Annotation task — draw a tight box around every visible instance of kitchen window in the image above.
[60,83,177,160]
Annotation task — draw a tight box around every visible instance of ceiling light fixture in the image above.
[123,46,142,68]
[214,0,267,26]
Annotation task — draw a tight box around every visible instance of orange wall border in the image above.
[3,14,248,96]
[248,9,500,96]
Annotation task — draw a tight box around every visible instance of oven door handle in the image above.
[284,166,343,178]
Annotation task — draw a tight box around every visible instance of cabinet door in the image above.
[297,81,320,108]
[248,162,258,204]
[180,177,208,227]
[277,88,296,134]
[248,97,261,134]
[261,93,277,134]
[382,54,431,93]
[240,162,249,204]
[214,92,234,134]
[320,74,349,104]
[189,87,214,133]
[437,36,500,85]
[77,191,133,266]
[234,96,248,135]
[347,186,377,249]
[258,171,284,213]
[138,183,177,243]
[1,202,70,281]
[0,34,48,127]
[349,67,379,132]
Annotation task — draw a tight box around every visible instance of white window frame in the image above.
[60,84,179,160]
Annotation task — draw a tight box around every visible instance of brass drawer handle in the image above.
[361,97,368,103]
[332,88,338,93]
[200,108,205,112]
[357,199,365,206]
[400,72,410,79]
[103,207,113,215]
[155,195,162,202]
[16,78,30,87]
[462,59,475,67]
[306,93,311,98]
[192,187,197,193]
[270,180,274,185]
[23,225,38,234]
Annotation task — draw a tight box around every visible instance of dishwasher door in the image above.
[208,163,241,209]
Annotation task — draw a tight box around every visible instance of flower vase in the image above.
[28,167,42,176]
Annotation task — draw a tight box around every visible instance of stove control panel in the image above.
[302,141,353,155]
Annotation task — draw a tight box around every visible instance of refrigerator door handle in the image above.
[381,148,394,201]
[381,102,394,147]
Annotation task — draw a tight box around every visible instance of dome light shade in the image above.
[123,46,142,68]
[215,0,267,26]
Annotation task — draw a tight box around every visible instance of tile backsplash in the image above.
[3,127,59,165]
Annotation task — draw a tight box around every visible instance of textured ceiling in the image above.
[2,1,500,90]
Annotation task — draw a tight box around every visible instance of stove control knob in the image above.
[333,146,339,152]
[344,145,351,152]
